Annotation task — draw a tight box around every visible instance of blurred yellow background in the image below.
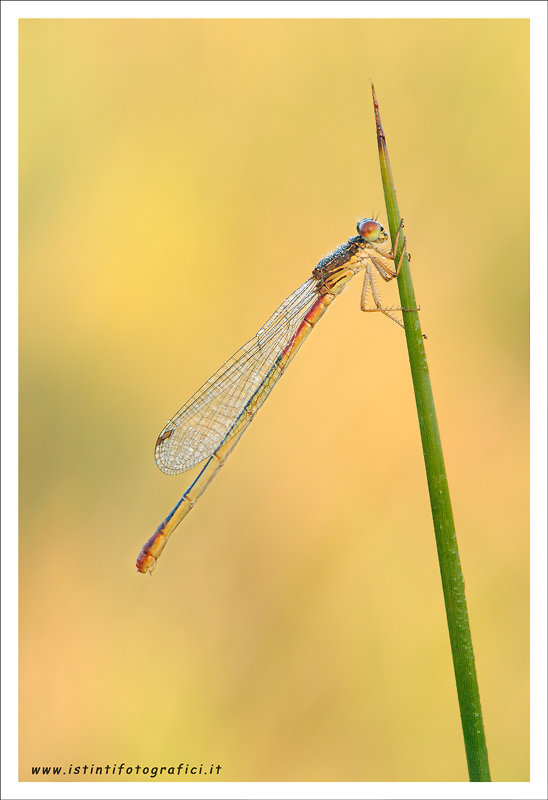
[19,19,529,782]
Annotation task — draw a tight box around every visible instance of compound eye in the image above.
[357,218,382,242]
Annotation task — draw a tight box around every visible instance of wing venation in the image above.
[155,277,318,474]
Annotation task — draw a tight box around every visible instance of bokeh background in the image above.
[19,18,529,782]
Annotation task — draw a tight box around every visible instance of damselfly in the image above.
[137,218,409,574]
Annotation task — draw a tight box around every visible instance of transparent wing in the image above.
[155,277,318,474]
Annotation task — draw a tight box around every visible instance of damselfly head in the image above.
[357,218,386,243]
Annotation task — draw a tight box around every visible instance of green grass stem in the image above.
[371,83,491,782]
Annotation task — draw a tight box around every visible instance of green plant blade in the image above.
[371,83,491,782]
